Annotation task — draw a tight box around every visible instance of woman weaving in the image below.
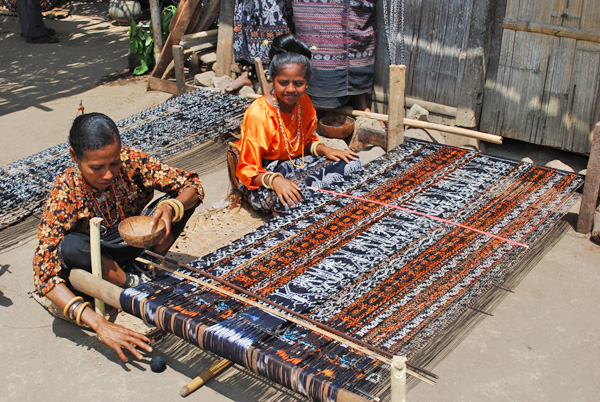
[234,34,363,214]
[33,113,203,362]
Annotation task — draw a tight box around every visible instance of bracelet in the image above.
[260,172,273,189]
[75,301,91,327]
[311,141,325,157]
[63,296,84,319]
[268,172,283,189]
[157,199,184,222]
[168,199,185,222]
[69,301,82,320]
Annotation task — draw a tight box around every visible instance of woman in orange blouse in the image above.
[235,34,363,214]
[34,112,203,362]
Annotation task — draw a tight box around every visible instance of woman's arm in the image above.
[45,283,153,362]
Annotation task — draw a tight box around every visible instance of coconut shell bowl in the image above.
[118,216,166,248]
[318,113,356,139]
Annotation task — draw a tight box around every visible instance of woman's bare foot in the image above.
[225,71,253,93]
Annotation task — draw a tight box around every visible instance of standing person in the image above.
[225,0,293,93]
[233,34,363,214]
[18,0,59,43]
[292,0,377,111]
[33,112,204,362]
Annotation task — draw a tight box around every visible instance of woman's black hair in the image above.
[69,112,121,160]
[268,33,313,81]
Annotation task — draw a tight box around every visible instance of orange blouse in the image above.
[235,93,319,189]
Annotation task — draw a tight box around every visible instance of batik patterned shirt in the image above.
[33,146,204,296]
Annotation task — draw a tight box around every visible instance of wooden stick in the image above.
[138,254,437,385]
[173,44,187,95]
[89,217,105,316]
[577,122,600,233]
[180,358,233,397]
[215,0,235,77]
[387,65,405,151]
[253,56,270,95]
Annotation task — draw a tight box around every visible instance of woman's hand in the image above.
[320,145,359,164]
[151,203,174,243]
[92,318,154,362]
[46,284,154,363]
[271,176,302,208]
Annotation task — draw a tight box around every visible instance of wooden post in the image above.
[89,217,105,316]
[173,44,186,95]
[215,0,235,77]
[387,65,406,152]
[254,57,270,95]
[577,122,600,233]
[149,0,163,64]
[391,356,407,402]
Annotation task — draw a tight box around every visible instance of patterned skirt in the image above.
[240,155,364,214]
[293,0,377,108]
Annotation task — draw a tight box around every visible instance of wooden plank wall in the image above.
[373,0,496,128]
[480,0,600,154]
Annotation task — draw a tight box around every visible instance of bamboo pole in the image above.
[503,19,600,44]
[89,217,105,316]
[577,122,600,233]
[180,358,233,397]
[387,65,405,151]
[391,356,407,402]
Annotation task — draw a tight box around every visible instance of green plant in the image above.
[128,17,154,76]
[127,6,177,76]
[161,5,177,41]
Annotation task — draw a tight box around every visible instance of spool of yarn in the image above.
[150,356,167,373]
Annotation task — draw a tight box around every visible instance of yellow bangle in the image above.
[260,172,272,189]
[75,301,91,327]
[268,172,283,189]
[311,141,325,157]
[167,199,185,222]
[63,296,84,318]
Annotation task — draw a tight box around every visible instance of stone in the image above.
[545,159,574,173]
[237,85,256,98]
[407,103,429,121]
[200,52,217,65]
[521,157,534,164]
[194,71,215,87]
[150,356,167,373]
[211,75,234,91]
[349,116,386,152]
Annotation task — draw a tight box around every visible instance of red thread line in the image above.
[307,186,529,248]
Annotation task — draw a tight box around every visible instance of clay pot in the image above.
[108,0,142,24]
[318,114,356,139]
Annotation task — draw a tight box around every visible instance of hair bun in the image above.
[269,33,312,60]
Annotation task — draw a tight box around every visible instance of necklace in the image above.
[78,174,125,228]
[271,90,305,168]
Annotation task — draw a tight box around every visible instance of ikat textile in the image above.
[121,139,582,402]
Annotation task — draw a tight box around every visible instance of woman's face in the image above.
[272,63,308,111]
[70,141,122,190]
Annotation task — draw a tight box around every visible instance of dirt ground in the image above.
[1,2,599,402]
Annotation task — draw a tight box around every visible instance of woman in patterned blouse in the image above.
[33,112,204,362]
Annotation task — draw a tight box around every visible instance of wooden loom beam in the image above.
[67,268,374,402]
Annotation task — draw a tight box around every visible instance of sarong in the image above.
[293,0,377,108]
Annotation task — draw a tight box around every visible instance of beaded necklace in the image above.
[77,174,125,228]
[271,90,305,168]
